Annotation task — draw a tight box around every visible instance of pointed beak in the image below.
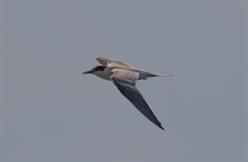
[82,70,93,74]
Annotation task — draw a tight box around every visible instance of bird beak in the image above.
[82,70,93,74]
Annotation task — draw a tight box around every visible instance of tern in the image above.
[82,57,173,130]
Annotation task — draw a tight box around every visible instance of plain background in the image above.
[0,0,247,161]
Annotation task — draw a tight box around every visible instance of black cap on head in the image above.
[82,65,106,74]
[93,65,106,71]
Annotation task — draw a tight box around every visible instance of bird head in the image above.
[82,65,106,75]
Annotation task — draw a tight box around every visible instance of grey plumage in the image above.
[83,57,173,130]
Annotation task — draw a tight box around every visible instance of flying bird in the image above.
[82,57,173,130]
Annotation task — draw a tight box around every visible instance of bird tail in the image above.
[138,70,174,80]
[157,73,174,77]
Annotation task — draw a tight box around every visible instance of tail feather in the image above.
[158,73,174,77]
[139,71,174,80]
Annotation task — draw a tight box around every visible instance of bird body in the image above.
[83,57,173,130]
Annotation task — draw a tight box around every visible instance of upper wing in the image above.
[111,74,164,130]
[96,57,133,68]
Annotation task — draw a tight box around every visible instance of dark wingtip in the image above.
[159,125,165,131]
[156,123,165,131]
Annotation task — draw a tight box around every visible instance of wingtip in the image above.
[156,122,165,131]
[159,125,165,131]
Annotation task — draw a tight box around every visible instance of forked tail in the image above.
[138,70,174,80]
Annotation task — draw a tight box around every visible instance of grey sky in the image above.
[0,0,247,161]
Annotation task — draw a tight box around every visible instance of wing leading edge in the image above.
[96,57,132,68]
